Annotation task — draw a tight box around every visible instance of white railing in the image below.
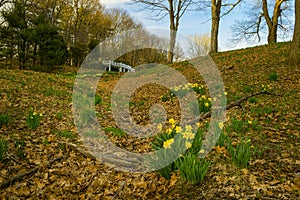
[103,60,135,72]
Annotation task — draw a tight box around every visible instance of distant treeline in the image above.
[0,0,178,71]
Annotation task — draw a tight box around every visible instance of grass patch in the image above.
[242,85,252,93]
[269,72,279,81]
[228,117,249,133]
[0,113,9,127]
[0,137,8,161]
[15,139,26,159]
[228,138,252,168]
[26,109,42,130]
[56,112,63,120]
[95,94,102,105]
[55,130,77,139]
[178,153,210,184]
[103,127,127,137]
[248,97,258,104]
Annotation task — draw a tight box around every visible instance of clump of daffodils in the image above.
[261,84,272,91]
[163,138,174,149]
[161,83,207,102]
[157,119,197,151]
[26,109,43,130]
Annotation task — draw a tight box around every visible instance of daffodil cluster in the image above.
[261,84,272,91]
[152,118,211,183]
[198,95,212,113]
[26,109,43,130]
[161,83,207,102]
[158,118,197,151]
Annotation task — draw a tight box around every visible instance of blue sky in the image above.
[101,0,294,52]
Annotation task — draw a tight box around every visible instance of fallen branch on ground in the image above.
[190,91,282,124]
[59,142,96,160]
[0,156,65,190]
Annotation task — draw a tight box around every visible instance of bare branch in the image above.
[220,0,242,18]
[262,0,272,28]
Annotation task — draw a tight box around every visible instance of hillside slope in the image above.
[0,42,299,199]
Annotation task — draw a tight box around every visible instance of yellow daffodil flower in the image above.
[185,125,193,132]
[185,142,192,149]
[218,122,224,129]
[163,138,174,149]
[182,131,194,140]
[169,118,176,125]
[157,124,163,131]
[167,128,173,135]
[175,126,182,133]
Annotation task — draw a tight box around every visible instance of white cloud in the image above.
[100,0,130,6]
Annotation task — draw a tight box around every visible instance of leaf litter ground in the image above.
[0,42,299,199]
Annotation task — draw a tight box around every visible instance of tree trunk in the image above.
[268,26,277,43]
[263,0,283,44]
[168,29,177,63]
[168,0,177,63]
[290,0,300,67]
[32,42,37,66]
[210,0,221,53]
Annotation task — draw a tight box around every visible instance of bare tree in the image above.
[131,0,192,63]
[290,0,300,67]
[108,8,143,35]
[231,0,292,45]
[188,33,210,57]
[210,0,241,53]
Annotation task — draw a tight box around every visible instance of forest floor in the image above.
[0,42,300,199]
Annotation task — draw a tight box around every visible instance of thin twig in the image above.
[112,170,133,200]
[112,180,127,200]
